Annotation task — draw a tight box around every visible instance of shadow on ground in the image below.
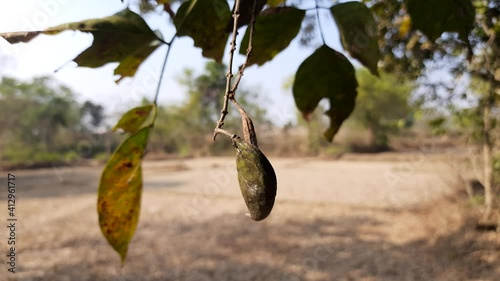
[16,206,499,281]
[14,168,182,198]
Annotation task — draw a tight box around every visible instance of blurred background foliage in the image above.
[0,76,111,168]
[0,60,494,169]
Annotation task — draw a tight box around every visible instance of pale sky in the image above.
[0,0,345,125]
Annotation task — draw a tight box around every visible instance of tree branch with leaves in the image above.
[1,0,497,264]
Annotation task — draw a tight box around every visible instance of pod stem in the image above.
[231,98,258,147]
[214,128,238,140]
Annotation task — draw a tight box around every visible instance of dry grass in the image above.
[1,156,498,281]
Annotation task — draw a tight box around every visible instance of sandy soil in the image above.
[0,156,498,281]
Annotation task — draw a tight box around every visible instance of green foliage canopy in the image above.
[351,68,414,148]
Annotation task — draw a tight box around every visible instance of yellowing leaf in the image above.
[293,45,358,141]
[113,105,156,133]
[174,0,231,62]
[0,9,163,83]
[112,43,160,83]
[240,7,305,66]
[331,2,381,76]
[267,0,285,7]
[98,126,151,264]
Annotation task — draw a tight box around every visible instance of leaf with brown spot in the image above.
[98,126,150,264]
[113,104,155,134]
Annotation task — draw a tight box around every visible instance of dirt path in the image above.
[0,157,498,281]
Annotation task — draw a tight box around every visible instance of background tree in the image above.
[0,76,107,165]
[365,0,499,220]
[81,101,105,130]
[351,68,414,150]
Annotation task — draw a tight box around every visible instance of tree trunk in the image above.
[481,36,498,221]
[368,123,388,151]
[482,94,493,220]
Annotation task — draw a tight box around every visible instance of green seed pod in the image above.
[233,136,277,221]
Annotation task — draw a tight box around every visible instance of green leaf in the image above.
[98,126,150,264]
[323,92,357,141]
[267,0,285,7]
[225,0,267,31]
[405,0,475,42]
[292,45,358,141]
[331,2,381,76]
[239,7,305,66]
[174,0,231,62]
[113,105,156,133]
[0,9,163,83]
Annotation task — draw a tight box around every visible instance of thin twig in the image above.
[315,0,326,45]
[213,0,242,140]
[230,0,258,94]
[154,0,199,105]
[163,2,176,21]
[230,96,247,115]
[214,128,237,139]
[304,6,332,11]
[153,37,175,105]
[156,37,169,45]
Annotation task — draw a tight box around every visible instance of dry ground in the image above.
[0,156,498,281]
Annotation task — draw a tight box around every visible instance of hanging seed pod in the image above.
[233,136,277,221]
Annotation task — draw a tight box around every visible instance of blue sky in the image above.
[0,0,345,125]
